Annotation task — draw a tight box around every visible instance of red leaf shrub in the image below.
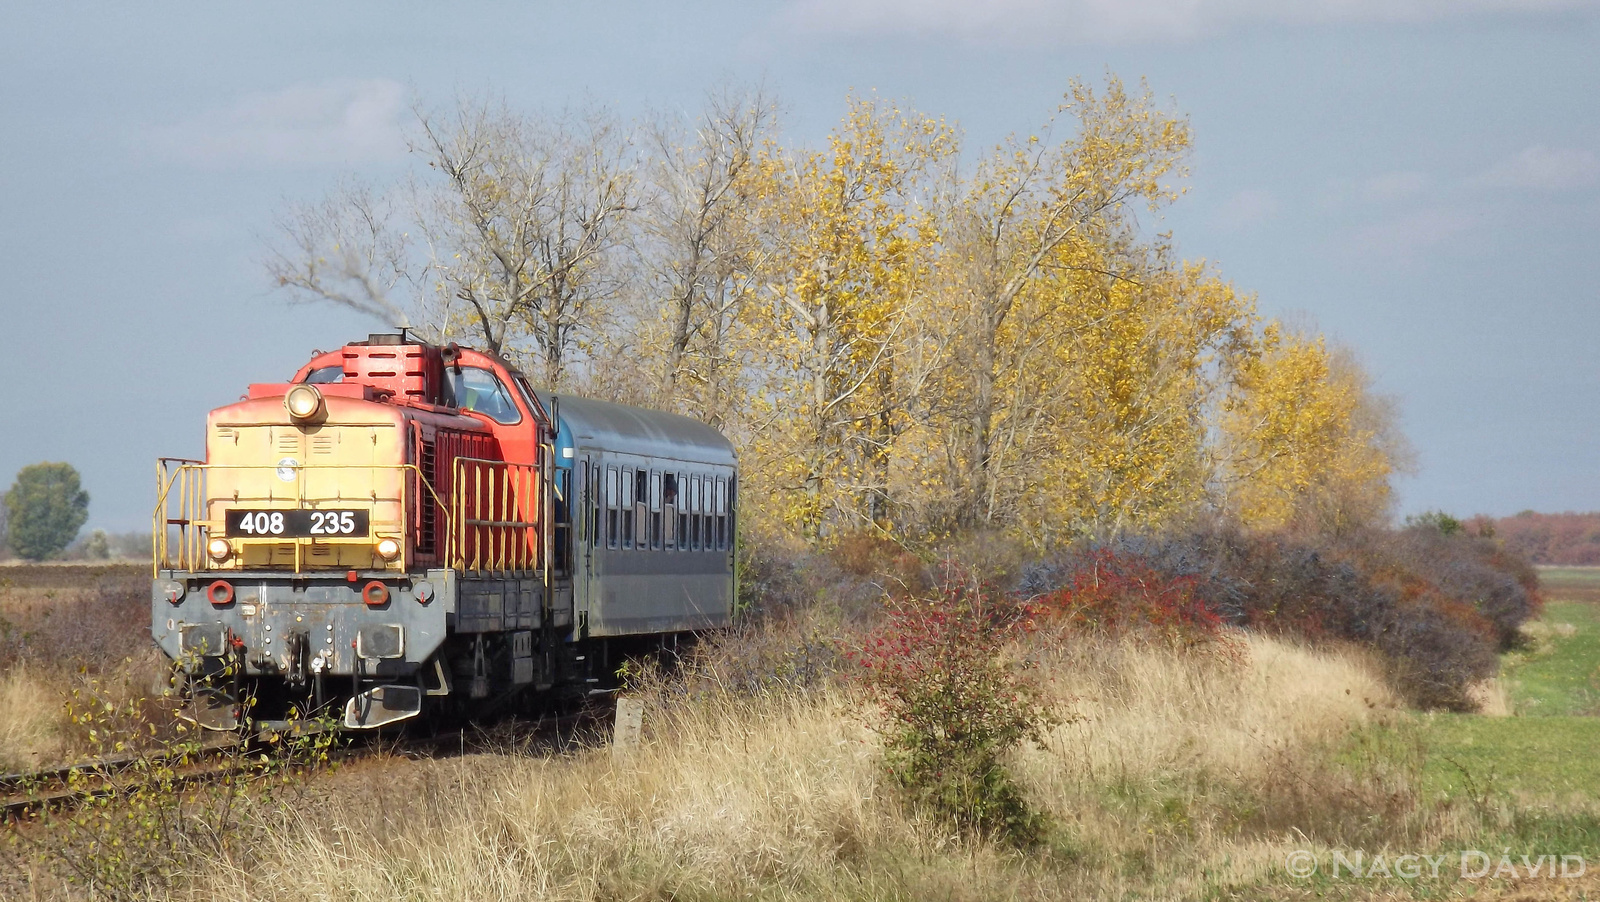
[852,565,1054,846]
[1025,548,1222,645]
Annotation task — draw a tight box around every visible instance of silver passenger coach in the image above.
[545,395,738,640]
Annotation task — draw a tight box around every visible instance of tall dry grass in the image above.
[0,569,170,771]
[171,632,1407,902]
[0,664,68,771]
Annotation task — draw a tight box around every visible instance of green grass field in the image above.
[1420,568,1600,803]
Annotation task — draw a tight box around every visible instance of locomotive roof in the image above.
[536,393,736,467]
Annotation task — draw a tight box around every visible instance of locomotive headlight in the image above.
[284,384,324,421]
[207,537,232,561]
[375,538,402,561]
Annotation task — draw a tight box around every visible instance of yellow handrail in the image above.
[153,462,451,576]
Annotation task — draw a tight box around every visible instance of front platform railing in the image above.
[154,460,452,576]
[154,456,550,579]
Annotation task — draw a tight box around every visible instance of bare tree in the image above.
[632,86,778,426]
[265,180,422,332]
[411,100,635,384]
[267,96,636,387]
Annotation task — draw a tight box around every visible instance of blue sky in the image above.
[2,1,1597,531]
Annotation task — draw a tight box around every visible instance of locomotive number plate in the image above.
[224,509,370,538]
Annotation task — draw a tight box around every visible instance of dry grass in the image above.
[1033,633,1398,786]
[1467,678,1514,717]
[0,567,170,771]
[0,663,68,771]
[156,633,1411,902]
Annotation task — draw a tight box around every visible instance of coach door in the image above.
[572,454,598,636]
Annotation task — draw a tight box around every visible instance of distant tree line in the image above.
[268,77,1409,546]
[1486,511,1600,565]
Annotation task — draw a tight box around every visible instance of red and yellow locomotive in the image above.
[153,333,737,730]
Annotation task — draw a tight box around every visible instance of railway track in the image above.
[0,739,246,821]
[1,707,606,823]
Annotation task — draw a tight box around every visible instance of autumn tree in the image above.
[1020,257,1256,541]
[619,87,778,426]
[740,95,956,539]
[909,78,1256,543]
[930,80,1190,528]
[1218,326,1407,534]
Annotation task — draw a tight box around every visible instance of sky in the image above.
[1,1,1598,533]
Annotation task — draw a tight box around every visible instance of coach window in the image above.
[681,476,694,553]
[691,475,703,551]
[447,367,522,425]
[662,473,679,549]
[715,477,728,551]
[649,470,663,550]
[630,469,645,551]
[605,467,620,550]
[621,468,636,549]
[700,476,711,551]
[585,463,598,547]
[684,475,695,551]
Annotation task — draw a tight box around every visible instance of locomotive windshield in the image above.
[446,366,521,424]
[303,366,343,384]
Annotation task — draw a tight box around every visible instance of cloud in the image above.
[1348,207,1484,261]
[1474,144,1600,191]
[141,79,408,168]
[774,0,1596,44]
[1213,188,1279,230]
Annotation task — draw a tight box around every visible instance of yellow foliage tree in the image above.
[1009,257,1256,542]
[922,77,1225,542]
[740,95,957,539]
[1219,326,1403,534]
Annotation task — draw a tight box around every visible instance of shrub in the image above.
[735,532,886,625]
[1024,547,1221,645]
[853,566,1054,846]
[1387,524,1541,649]
[1019,524,1531,711]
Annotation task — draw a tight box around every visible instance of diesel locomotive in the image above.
[151,333,737,730]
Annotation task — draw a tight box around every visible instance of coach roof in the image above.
[538,393,736,467]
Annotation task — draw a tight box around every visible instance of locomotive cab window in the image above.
[445,367,522,425]
[303,365,344,384]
